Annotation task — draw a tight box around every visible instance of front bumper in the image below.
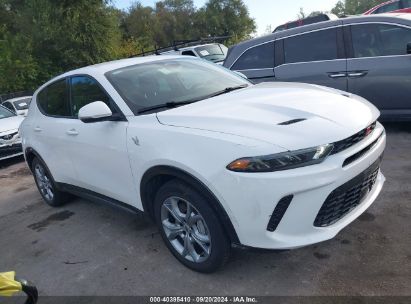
[212,122,386,249]
[0,132,23,161]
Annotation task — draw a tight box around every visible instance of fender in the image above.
[140,165,240,245]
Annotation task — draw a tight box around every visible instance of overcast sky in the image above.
[113,0,340,35]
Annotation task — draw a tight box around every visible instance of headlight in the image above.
[227,144,334,173]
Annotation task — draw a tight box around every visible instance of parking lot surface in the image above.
[0,123,410,296]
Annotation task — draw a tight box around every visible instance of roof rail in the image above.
[130,36,231,58]
[273,14,339,32]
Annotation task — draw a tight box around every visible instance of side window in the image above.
[284,28,338,64]
[351,24,411,58]
[403,0,411,8]
[375,1,401,13]
[37,79,71,117]
[181,50,196,56]
[70,76,111,117]
[3,102,15,113]
[231,42,274,70]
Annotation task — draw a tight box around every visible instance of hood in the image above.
[157,82,379,151]
[0,116,24,134]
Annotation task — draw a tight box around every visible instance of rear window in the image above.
[231,42,275,70]
[13,98,31,110]
[284,28,338,64]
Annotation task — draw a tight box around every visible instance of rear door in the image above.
[230,41,275,83]
[345,21,411,115]
[34,79,78,184]
[274,24,348,91]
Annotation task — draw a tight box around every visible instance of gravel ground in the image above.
[0,122,410,296]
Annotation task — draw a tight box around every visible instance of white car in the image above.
[2,96,32,116]
[0,105,24,161]
[20,56,386,272]
[161,43,228,64]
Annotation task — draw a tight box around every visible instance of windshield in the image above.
[13,97,31,110]
[0,105,16,119]
[195,44,228,62]
[106,58,249,115]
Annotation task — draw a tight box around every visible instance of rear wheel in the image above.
[32,157,70,207]
[154,180,230,273]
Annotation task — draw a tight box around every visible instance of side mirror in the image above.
[407,43,411,54]
[78,101,113,123]
[233,71,248,79]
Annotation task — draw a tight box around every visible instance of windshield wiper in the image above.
[137,101,196,114]
[206,84,249,98]
[137,84,249,114]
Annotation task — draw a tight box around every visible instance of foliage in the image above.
[331,0,388,16]
[0,0,256,93]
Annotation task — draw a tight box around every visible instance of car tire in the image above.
[32,157,71,207]
[154,179,231,273]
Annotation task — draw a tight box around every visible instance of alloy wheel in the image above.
[34,163,54,201]
[161,196,211,263]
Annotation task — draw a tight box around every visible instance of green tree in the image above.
[197,0,256,45]
[331,0,387,16]
[0,0,122,93]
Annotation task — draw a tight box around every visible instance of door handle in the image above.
[328,72,347,79]
[34,127,42,132]
[348,71,368,78]
[66,129,79,136]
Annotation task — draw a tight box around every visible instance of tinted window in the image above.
[284,28,338,64]
[231,42,274,70]
[403,0,411,7]
[37,79,71,117]
[375,1,400,13]
[181,50,196,56]
[3,102,15,113]
[70,76,111,117]
[351,24,411,58]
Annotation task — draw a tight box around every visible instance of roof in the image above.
[224,14,411,68]
[40,55,188,89]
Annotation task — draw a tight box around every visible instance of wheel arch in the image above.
[140,165,240,245]
[25,147,42,172]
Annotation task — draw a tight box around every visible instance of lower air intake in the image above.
[267,195,294,232]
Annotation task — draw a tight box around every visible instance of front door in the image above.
[64,75,137,205]
[346,22,411,117]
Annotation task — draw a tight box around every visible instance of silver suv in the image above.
[224,14,411,121]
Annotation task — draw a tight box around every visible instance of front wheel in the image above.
[154,180,231,273]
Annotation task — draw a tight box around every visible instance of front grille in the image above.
[314,158,381,227]
[0,144,23,159]
[331,122,376,155]
[0,132,18,141]
[343,133,383,167]
[267,195,293,232]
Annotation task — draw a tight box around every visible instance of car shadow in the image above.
[0,155,25,169]
[382,121,411,133]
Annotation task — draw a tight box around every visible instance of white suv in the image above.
[20,56,386,272]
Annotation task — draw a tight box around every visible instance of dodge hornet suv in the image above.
[20,56,386,272]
